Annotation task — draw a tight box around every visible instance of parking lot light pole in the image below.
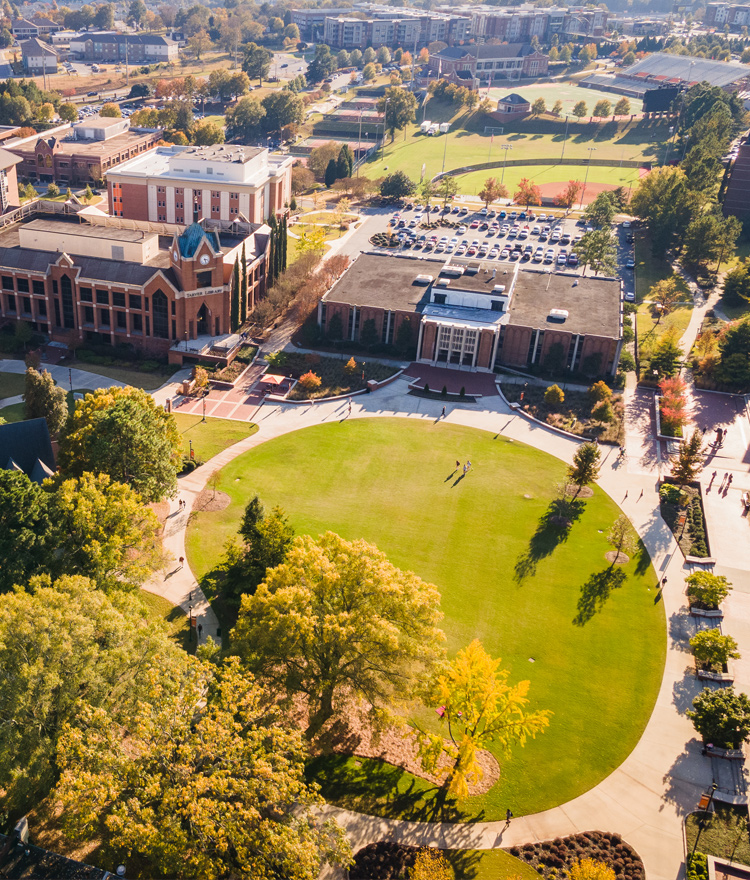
[560,115,569,162]
[500,144,512,185]
[579,147,595,210]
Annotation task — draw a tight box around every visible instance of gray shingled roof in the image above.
[0,418,55,481]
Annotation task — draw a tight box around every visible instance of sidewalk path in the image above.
[156,377,732,880]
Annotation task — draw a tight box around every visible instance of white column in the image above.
[490,328,501,370]
[202,189,212,218]
[239,192,251,221]
[531,329,540,365]
[147,183,157,221]
[416,316,425,360]
[570,334,580,371]
[350,306,357,341]
[471,330,479,368]
[220,191,230,220]
[166,186,175,224]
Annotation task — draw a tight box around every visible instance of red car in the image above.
[469,219,480,229]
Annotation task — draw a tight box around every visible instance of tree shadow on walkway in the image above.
[573,567,627,626]
[514,492,585,584]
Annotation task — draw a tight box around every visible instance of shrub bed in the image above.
[659,483,709,558]
[501,383,625,444]
[508,831,645,879]
[268,351,397,399]
[351,841,420,879]
[74,346,169,375]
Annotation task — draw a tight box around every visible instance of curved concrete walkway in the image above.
[147,375,726,880]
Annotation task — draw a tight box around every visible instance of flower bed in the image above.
[203,346,258,385]
[659,482,710,558]
[501,383,625,444]
[657,376,688,439]
[267,351,398,400]
[508,831,645,879]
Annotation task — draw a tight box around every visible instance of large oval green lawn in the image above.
[186,418,666,820]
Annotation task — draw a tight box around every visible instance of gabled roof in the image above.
[177,222,221,259]
[20,37,58,56]
[499,93,530,105]
[73,31,175,46]
[475,42,534,60]
[0,418,55,482]
[432,46,473,60]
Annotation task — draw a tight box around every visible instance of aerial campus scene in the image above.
[3,1,750,879]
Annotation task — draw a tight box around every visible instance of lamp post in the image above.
[441,124,449,173]
[579,147,595,210]
[691,783,718,858]
[560,115,569,162]
[381,97,389,162]
[357,110,363,178]
[500,143,512,185]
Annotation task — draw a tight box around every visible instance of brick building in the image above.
[10,116,162,186]
[319,254,622,376]
[428,43,549,84]
[322,12,470,48]
[107,144,293,225]
[20,37,58,74]
[0,207,271,362]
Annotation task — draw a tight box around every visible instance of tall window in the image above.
[152,290,169,339]
[61,275,75,329]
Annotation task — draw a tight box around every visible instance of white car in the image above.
[500,224,510,235]
[489,246,499,258]
[534,247,544,262]
[457,225,467,234]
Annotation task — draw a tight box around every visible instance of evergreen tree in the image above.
[24,367,67,435]
[325,158,338,188]
[336,144,353,179]
[231,257,241,331]
[241,243,248,317]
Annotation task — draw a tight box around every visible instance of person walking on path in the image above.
[456,459,460,471]
[505,809,513,826]
[178,556,184,570]
[348,397,352,415]
[441,406,446,418]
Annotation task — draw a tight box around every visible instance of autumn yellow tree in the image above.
[569,859,616,880]
[411,849,452,880]
[417,640,551,798]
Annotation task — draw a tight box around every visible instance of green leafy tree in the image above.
[417,639,550,798]
[50,472,161,592]
[378,86,418,142]
[567,442,601,497]
[261,90,304,134]
[193,120,225,146]
[46,182,59,197]
[577,228,618,276]
[94,3,115,29]
[551,99,563,115]
[438,175,459,206]
[24,367,67,434]
[478,176,508,208]
[689,687,750,747]
[55,657,350,880]
[233,532,446,740]
[544,384,564,405]
[58,386,182,502]
[59,102,78,122]
[380,170,416,200]
[722,260,750,307]
[686,571,732,611]
[242,42,272,86]
[606,514,637,564]
[0,471,54,593]
[0,574,182,819]
[307,43,337,83]
[376,46,391,65]
[614,97,631,116]
[531,97,546,116]
[682,211,740,271]
[630,165,696,255]
[573,100,587,118]
[591,400,614,423]
[583,191,616,228]
[690,629,740,672]
[588,380,612,402]
[99,102,121,118]
[419,177,437,206]
[670,430,705,487]
[225,96,265,143]
[362,62,377,81]
[593,99,611,118]
[84,184,93,201]
[651,277,684,323]
[649,327,682,377]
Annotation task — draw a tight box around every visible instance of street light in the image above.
[500,144,512,185]
[579,147,596,210]
[691,783,718,858]
[560,115,570,162]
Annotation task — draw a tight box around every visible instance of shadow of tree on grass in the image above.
[574,567,627,626]
[514,494,585,584]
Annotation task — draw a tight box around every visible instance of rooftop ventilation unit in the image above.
[548,308,569,322]
[493,284,506,294]
[435,277,450,287]
[414,273,434,285]
[441,265,464,277]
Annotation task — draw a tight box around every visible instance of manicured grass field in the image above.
[171,413,258,463]
[0,370,26,400]
[72,362,180,391]
[455,163,639,197]
[139,590,194,654]
[485,82,644,116]
[685,805,750,866]
[186,418,665,820]
[363,112,670,185]
[0,401,24,422]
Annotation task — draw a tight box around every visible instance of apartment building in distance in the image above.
[68,32,178,64]
[704,3,750,28]
[0,206,271,361]
[20,37,58,75]
[9,116,162,186]
[107,144,293,225]
[322,12,471,49]
[11,17,63,39]
[290,7,352,40]
[469,5,608,41]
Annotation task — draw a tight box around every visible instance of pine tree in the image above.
[232,257,241,331]
[241,243,248,316]
[325,158,338,188]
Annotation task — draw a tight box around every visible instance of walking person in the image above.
[197,623,203,641]
[505,808,513,826]
[348,397,352,415]
[441,405,446,418]
[466,460,472,472]
[178,556,184,570]
[456,459,460,471]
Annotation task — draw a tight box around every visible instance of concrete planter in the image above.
[654,395,684,442]
[690,607,723,619]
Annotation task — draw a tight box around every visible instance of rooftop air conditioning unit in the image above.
[441,265,464,277]
[549,308,569,321]
[493,284,506,293]
[414,273,434,285]
[435,278,449,287]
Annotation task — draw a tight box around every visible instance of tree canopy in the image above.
[378,86,418,141]
[55,657,350,880]
[567,442,601,496]
[24,366,67,435]
[58,386,182,502]
[241,42,272,85]
[688,686,750,748]
[380,170,416,200]
[232,532,445,740]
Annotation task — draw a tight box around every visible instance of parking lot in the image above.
[382,203,635,297]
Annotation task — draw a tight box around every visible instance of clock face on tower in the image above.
[172,250,178,262]
[199,254,210,266]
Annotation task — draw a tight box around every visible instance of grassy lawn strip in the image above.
[187,419,665,819]
[636,295,692,355]
[72,358,180,391]
[0,401,24,422]
[172,413,258,464]
[633,226,673,303]
[686,805,750,866]
[139,590,194,654]
[270,352,398,399]
[0,370,26,400]
[456,164,639,198]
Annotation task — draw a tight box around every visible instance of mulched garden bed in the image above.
[268,352,397,400]
[501,383,625,444]
[508,831,645,879]
[351,842,421,879]
[659,482,709,558]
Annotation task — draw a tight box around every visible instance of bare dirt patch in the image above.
[296,697,500,796]
[565,485,594,498]
[605,550,630,565]
[194,489,231,512]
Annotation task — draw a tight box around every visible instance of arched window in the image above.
[152,289,169,339]
[60,275,75,329]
